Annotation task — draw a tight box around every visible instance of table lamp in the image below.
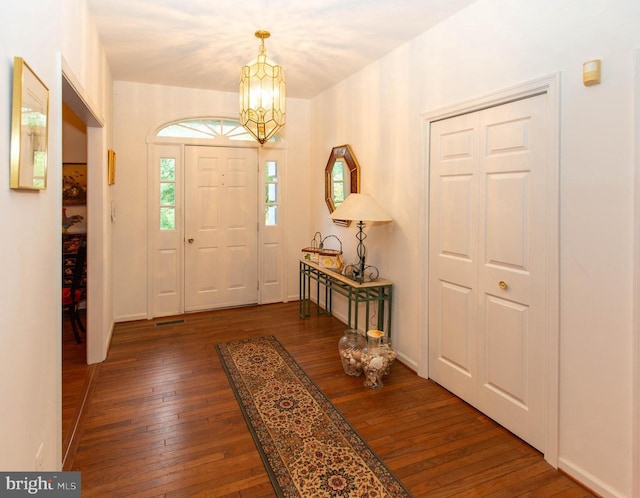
[330,193,392,282]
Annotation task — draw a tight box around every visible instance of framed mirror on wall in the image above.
[10,56,49,190]
[325,144,360,226]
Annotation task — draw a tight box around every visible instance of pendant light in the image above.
[239,30,286,144]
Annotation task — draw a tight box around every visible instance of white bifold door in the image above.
[428,94,548,451]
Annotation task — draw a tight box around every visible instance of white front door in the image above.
[429,93,548,451]
[184,145,258,311]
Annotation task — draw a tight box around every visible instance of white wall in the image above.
[310,0,639,496]
[0,0,112,471]
[61,0,116,366]
[111,81,310,321]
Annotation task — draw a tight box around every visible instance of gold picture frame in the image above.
[108,149,116,185]
[62,163,87,205]
[10,57,49,190]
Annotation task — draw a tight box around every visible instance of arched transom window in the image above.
[156,118,277,142]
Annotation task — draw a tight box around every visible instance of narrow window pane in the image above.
[265,206,277,226]
[160,158,175,180]
[266,184,277,203]
[160,183,175,205]
[265,161,277,182]
[160,207,175,230]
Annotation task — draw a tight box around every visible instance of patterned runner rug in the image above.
[216,336,413,497]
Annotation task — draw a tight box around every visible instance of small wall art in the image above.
[62,163,87,205]
[108,149,116,185]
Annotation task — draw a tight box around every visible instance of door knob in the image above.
[188,238,194,244]
[499,281,507,290]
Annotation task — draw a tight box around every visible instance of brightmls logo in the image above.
[5,476,52,494]
[0,473,80,497]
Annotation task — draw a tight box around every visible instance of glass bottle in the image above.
[362,329,387,389]
[380,335,396,376]
[338,329,366,377]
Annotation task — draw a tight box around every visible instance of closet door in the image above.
[428,111,480,403]
[429,93,548,451]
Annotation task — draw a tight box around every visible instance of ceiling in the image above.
[87,0,477,99]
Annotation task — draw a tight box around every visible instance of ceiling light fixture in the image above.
[239,30,286,145]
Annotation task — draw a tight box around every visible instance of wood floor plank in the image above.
[66,302,596,497]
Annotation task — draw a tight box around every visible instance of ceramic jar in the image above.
[338,329,366,377]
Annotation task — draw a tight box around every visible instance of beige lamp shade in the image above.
[329,193,391,222]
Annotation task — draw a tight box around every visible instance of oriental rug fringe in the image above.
[215,335,413,498]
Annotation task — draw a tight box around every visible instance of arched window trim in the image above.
[154,117,280,143]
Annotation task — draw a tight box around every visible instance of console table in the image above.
[299,259,393,336]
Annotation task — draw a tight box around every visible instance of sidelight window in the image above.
[265,161,278,226]
[159,157,176,230]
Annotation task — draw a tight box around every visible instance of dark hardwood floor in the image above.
[62,308,101,469]
[65,302,595,497]
[62,310,88,452]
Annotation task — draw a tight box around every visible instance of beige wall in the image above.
[0,0,113,471]
[310,0,639,496]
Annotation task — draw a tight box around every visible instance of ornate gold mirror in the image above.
[324,144,360,226]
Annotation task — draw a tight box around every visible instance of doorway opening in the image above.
[60,59,106,469]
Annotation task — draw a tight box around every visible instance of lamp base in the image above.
[344,263,380,283]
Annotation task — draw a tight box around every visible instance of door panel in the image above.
[485,172,529,270]
[484,294,529,405]
[258,151,286,304]
[151,145,183,317]
[185,146,258,311]
[439,282,473,373]
[158,250,179,296]
[477,94,547,450]
[429,93,547,451]
[429,112,479,402]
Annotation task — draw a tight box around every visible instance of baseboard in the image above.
[396,351,418,372]
[114,312,148,323]
[105,320,115,354]
[62,362,101,471]
[558,456,625,498]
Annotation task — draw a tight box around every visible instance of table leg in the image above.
[365,288,371,332]
[299,262,305,318]
[387,286,392,338]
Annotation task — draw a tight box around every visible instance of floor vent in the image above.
[155,319,185,327]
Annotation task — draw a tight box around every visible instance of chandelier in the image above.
[239,30,286,144]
